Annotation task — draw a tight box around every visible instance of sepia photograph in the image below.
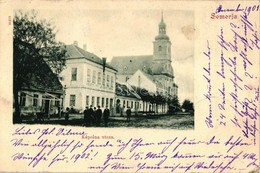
[1,1,259,172]
[13,9,195,129]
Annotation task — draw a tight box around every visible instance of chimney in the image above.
[83,44,87,50]
[73,41,78,46]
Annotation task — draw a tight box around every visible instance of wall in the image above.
[61,58,116,111]
[127,70,157,93]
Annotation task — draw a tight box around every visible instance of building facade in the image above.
[60,43,117,112]
[18,62,63,117]
[115,81,141,116]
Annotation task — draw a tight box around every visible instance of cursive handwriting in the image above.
[9,126,260,172]
[215,8,259,145]
[215,4,260,16]
[203,40,214,128]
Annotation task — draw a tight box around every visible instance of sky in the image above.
[28,9,194,103]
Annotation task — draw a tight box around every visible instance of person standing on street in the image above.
[84,106,91,126]
[126,107,131,122]
[93,107,97,125]
[89,105,94,125]
[65,107,70,124]
[103,106,110,127]
[96,106,102,127]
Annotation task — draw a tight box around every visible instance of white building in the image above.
[126,70,166,113]
[127,69,164,94]
[114,81,141,116]
[60,42,117,112]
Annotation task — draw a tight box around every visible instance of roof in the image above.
[21,61,63,94]
[131,85,155,101]
[66,44,117,71]
[111,55,153,75]
[137,70,164,88]
[155,34,170,40]
[116,82,141,99]
[151,61,174,77]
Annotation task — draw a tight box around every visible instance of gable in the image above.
[127,70,157,93]
[66,44,117,71]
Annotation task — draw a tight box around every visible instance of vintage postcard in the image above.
[0,0,259,172]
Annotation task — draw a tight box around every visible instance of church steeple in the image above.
[152,12,174,86]
[155,11,169,41]
[159,11,166,35]
[153,12,172,62]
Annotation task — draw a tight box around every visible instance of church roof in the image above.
[155,34,169,40]
[111,55,153,75]
[66,44,117,71]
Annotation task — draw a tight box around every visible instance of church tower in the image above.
[151,12,175,96]
[153,12,172,62]
[152,12,174,78]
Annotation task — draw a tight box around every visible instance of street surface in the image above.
[21,113,194,129]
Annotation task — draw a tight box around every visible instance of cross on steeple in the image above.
[161,11,164,22]
[159,11,166,35]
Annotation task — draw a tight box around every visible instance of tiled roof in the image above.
[21,61,63,94]
[111,55,153,75]
[111,55,174,78]
[131,85,155,101]
[66,44,117,71]
[116,82,141,99]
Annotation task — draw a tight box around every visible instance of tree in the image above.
[167,95,181,113]
[13,10,66,123]
[182,99,194,113]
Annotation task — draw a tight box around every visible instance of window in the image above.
[20,92,26,106]
[97,97,100,107]
[91,96,95,106]
[55,100,60,107]
[92,70,96,84]
[98,72,101,85]
[101,97,104,107]
[159,45,162,51]
[111,76,114,88]
[87,69,91,83]
[110,98,113,107]
[131,101,133,108]
[106,98,109,107]
[127,101,129,107]
[102,73,105,86]
[33,94,38,106]
[59,76,64,81]
[70,95,76,106]
[71,68,77,81]
[86,96,89,106]
[107,75,110,87]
